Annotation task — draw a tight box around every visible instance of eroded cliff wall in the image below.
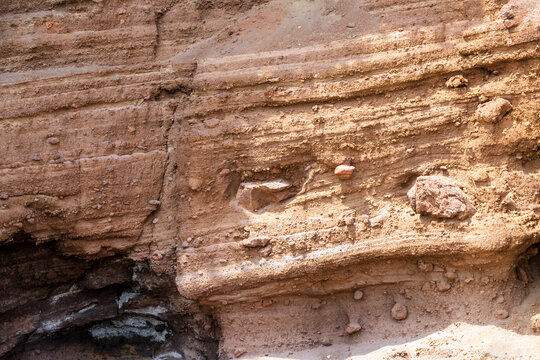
[0,0,539,359]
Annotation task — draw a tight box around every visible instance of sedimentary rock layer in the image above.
[0,0,539,359]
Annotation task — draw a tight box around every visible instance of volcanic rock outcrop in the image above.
[0,0,539,359]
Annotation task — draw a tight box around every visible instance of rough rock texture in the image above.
[407,176,476,219]
[475,97,514,123]
[0,0,539,359]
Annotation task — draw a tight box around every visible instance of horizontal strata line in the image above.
[177,231,523,298]
[196,19,512,74]
[0,81,163,120]
[180,43,540,117]
[196,19,500,72]
[193,29,539,92]
[0,25,156,48]
[367,0,459,13]
[0,150,164,173]
[0,62,193,89]
[186,115,464,153]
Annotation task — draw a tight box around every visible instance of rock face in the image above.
[408,176,476,219]
[1,0,539,359]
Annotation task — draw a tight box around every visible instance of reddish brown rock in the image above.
[475,97,513,123]
[234,349,247,358]
[353,289,364,300]
[408,176,476,219]
[345,322,362,334]
[334,165,355,179]
[494,309,509,319]
[236,179,295,211]
[437,280,451,292]
[391,303,408,320]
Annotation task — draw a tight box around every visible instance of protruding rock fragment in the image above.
[517,267,529,284]
[345,322,362,335]
[262,299,273,307]
[47,137,60,145]
[391,303,408,320]
[500,3,516,20]
[203,118,220,128]
[234,349,247,358]
[236,179,295,211]
[494,309,509,319]
[502,192,516,208]
[530,314,540,332]
[219,168,230,177]
[408,176,476,219]
[444,272,457,280]
[446,75,468,88]
[188,177,203,191]
[369,209,389,227]
[258,245,272,257]
[437,280,451,292]
[321,339,332,346]
[353,289,364,300]
[417,260,433,272]
[241,236,270,248]
[0,193,9,200]
[475,97,512,123]
[311,299,323,310]
[334,165,355,180]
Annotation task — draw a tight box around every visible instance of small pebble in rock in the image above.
[417,260,433,272]
[152,218,159,224]
[353,289,364,300]
[262,299,273,307]
[204,118,220,128]
[437,280,451,292]
[446,75,468,88]
[321,339,332,346]
[345,322,362,335]
[0,194,9,200]
[421,282,431,291]
[334,165,355,180]
[219,168,230,177]
[444,272,458,280]
[475,97,512,123]
[311,299,323,310]
[391,303,408,321]
[494,309,509,319]
[47,137,60,145]
[502,192,516,208]
[148,199,160,205]
[234,349,247,358]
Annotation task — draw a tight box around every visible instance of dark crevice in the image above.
[0,233,220,360]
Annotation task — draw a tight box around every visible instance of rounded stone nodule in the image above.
[334,165,355,180]
[391,303,408,321]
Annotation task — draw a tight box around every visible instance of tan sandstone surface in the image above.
[0,0,539,359]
